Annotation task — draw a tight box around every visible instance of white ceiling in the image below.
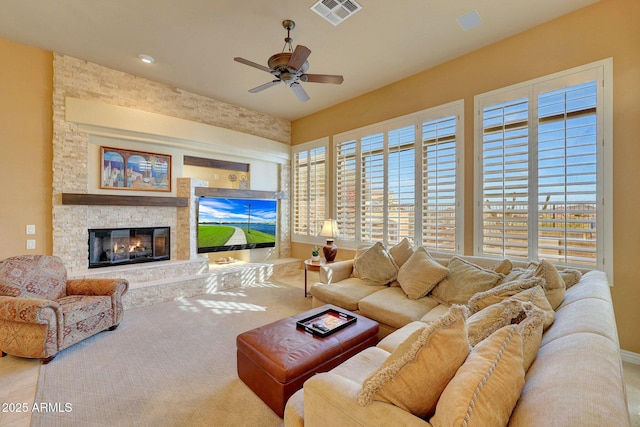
[0,0,599,121]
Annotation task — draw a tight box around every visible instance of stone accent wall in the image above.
[52,54,292,271]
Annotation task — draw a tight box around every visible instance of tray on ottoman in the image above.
[236,304,379,417]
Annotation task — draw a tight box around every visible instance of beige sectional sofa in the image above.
[284,243,631,426]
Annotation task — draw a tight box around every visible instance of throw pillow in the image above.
[528,259,566,310]
[430,257,503,305]
[559,268,583,289]
[466,300,545,371]
[358,305,470,418]
[352,242,398,285]
[388,237,414,268]
[397,247,449,300]
[490,258,513,275]
[507,286,555,330]
[430,325,525,427]
[467,277,544,314]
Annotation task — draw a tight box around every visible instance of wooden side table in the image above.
[304,259,331,297]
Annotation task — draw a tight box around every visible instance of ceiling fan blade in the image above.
[234,57,272,73]
[287,45,311,71]
[248,80,281,93]
[301,74,344,84]
[290,82,310,102]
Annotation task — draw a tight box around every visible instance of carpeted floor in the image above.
[32,277,312,426]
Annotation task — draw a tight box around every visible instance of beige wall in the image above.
[291,0,640,354]
[0,39,53,259]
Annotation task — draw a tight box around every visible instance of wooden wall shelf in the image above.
[61,193,188,207]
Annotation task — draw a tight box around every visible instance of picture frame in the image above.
[100,146,171,192]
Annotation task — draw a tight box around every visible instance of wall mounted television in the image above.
[197,197,277,253]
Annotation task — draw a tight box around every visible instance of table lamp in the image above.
[319,219,339,262]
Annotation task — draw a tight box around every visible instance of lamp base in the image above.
[323,239,338,262]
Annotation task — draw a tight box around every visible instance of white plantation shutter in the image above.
[537,81,598,267]
[481,97,530,259]
[387,125,416,245]
[475,60,611,274]
[332,101,464,251]
[422,115,458,252]
[336,139,357,240]
[293,150,309,235]
[360,133,385,242]
[292,142,327,239]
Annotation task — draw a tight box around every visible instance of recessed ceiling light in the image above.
[138,54,155,64]
[457,10,483,31]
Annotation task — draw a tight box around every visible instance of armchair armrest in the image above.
[0,296,61,323]
[303,372,431,427]
[66,278,129,297]
[319,260,354,284]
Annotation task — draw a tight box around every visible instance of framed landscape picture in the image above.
[100,146,171,192]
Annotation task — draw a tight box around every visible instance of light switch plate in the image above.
[26,224,36,235]
[26,239,36,250]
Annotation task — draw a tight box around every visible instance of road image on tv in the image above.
[197,197,277,253]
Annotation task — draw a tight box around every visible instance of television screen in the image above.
[197,197,277,253]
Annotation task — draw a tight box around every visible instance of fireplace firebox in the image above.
[88,227,170,268]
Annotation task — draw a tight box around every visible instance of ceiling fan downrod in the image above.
[282,19,295,53]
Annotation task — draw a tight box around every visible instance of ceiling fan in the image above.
[234,19,344,102]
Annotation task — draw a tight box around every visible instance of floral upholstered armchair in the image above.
[0,255,128,363]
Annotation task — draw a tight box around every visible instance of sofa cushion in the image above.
[430,325,525,427]
[352,242,398,285]
[467,277,544,314]
[510,333,630,427]
[397,247,449,299]
[358,305,470,418]
[376,321,427,353]
[388,238,414,268]
[330,346,391,384]
[310,278,384,312]
[58,295,113,325]
[430,257,503,305]
[466,300,544,371]
[358,287,440,329]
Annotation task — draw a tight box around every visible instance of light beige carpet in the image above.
[33,277,312,426]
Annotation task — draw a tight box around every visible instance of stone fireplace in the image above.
[50,54,296,308]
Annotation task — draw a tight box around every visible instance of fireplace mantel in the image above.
[61,193,188,207]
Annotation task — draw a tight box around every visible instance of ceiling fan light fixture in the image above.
[311,0,362,26]
[138,54,155,64]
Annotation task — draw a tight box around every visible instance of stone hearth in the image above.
[68,257,301,309]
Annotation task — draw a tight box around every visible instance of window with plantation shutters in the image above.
[422,114,458,253]
[332,100,464,251]
[537,81,598,267]
[387,126,416,246]
[336,139,357,240]
[292,140,327,241]
[480,97,530,259]
[475,59,612,276]
[360,132,386,242]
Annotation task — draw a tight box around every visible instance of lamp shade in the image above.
[319,219,339,239]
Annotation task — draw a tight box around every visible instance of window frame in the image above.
[332,100,464,252]
[291,137,329,245]
[473,58,613,280]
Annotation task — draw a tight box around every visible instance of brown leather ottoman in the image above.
[236,304,379,417]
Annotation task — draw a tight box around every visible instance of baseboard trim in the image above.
[621,349,640,365]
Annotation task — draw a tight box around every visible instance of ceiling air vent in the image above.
[311,0,362,26]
